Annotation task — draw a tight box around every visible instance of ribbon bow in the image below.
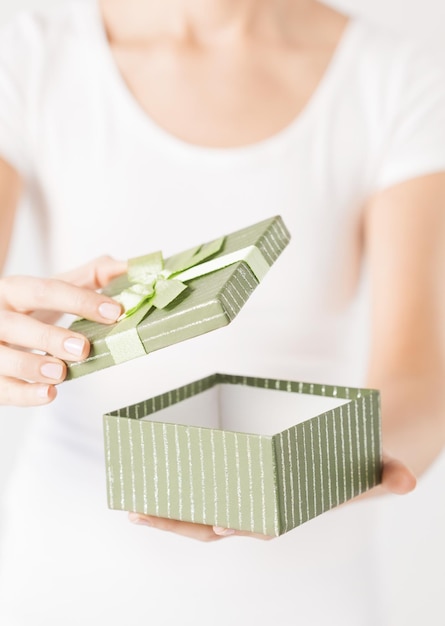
[115,237,225,321]
[104,236,271,364]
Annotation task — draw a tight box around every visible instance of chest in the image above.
[29,40,375,313]
[109,41,338,148]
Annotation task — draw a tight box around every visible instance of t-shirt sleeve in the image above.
[372,46,445,192]
[0,13,40,178]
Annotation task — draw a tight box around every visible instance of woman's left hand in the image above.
[128,513,273,542]
[128,451,416,542]
[378,452,417,495]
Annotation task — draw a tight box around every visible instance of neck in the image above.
[101,0,315,44]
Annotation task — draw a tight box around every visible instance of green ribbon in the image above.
[105,237,271,364]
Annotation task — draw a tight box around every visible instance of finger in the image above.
[128,513,225,543]
[352,453,417,503]
[214,527,274,541]
[0,310,90,362]
[0,375,57,407]
[0,344,66,384]
[56,256,127,290]
[381,454,417,495]
[128,513,273,542]
[0,276,122,323]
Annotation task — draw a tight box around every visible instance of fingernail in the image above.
[213,527,235,537]
[99,302,121,321]
[40,363,64,380]
[64,337,86,358]
[37,385,50,399]
[129,514,153,527]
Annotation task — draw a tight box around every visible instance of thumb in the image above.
[55,255,127,290]
[381,453,417,495]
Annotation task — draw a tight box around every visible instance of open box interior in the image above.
[142,384,350,436]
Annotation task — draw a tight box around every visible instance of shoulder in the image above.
[348,18,445,100]
[0,0,98,65]
[342,18,445,146]
[346,20,445,191]
[0,1,100,178]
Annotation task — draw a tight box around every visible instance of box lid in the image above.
[66,215,290,379]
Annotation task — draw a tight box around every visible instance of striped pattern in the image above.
[104,374,382,536]
[68,216,291,379]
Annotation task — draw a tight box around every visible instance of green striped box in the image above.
[67,216,290,379]
[104,374,382,536]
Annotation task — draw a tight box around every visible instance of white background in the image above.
[0,2,444,625]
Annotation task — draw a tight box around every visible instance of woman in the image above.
[0,0,443,623]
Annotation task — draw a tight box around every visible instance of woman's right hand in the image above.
[0,255,126,407]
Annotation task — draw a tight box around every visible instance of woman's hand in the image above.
[128,512,274,542]
[379,452,417,495]
[350,451,416,504]
[128,451,416,542]
[0,255,126,406]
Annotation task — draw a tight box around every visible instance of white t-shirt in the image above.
[0,2,445,625]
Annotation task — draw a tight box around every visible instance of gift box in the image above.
[104,373,382,536]
[67,216,290,379]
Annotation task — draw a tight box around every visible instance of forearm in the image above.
[0,158,22,274]
[363,173,445,480]
[367,373,445,477]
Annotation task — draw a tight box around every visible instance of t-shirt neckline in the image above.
[92,0,358,162]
